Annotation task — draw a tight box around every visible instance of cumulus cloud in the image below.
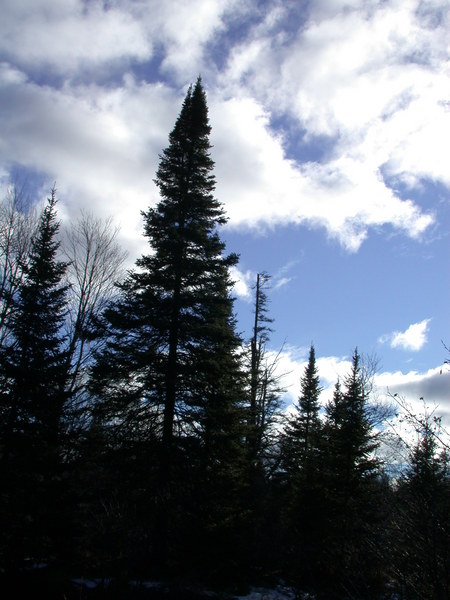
[229,266,254,299]
[380,319,431,352]
[217,0,445,242]
[375,366,450,427]
[0,63,184,258]
[0,0,247,87]
[0,0,446,257]
[152,0,242,79]
[0,0,152,74]
[211,95,433,250]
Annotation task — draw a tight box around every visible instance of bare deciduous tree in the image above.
[388,391,450,453]
[62,211,127,405]
[0,185,38,346]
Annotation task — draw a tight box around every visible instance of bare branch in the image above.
[0,184,38,346]
[387,390,450,452]
[62,210,127,399]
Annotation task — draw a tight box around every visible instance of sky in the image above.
[0,0,449,427]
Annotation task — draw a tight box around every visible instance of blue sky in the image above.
[1,0,449,422]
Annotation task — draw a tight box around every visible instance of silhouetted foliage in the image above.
[89,79,246,581]
[319,349,386,599]
[0,87,448,600]
[241,273,285,578]
[279,345,326,590]
[0,188,70,568]
[389,408,450,599]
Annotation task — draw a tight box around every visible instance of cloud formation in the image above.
[0,0,151,74]
[376,366,450,427]
[380,319,431,352]
[0,0,445,255]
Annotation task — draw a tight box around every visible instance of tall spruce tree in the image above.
[0,188,70,568]
[91,78,245,579]
[93,78,240,438]
[321,349,384,599]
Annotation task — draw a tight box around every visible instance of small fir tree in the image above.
[280,344,325,589]
[1,188,69,454]
[283,344,322,475]
[321,349,384,599]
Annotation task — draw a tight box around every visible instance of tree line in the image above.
[0,78,448,600]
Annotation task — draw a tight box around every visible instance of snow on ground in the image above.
[236,585,297,600]
[71,578,299,599]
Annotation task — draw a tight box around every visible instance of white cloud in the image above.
[154,0,241,79]
[211,94,433,251]
[391,320,431,351]
[273,260,299,288]
[273,277,291,290]
[229,266,254,299]
[230,262,296,300]
[0,0,243,81]
[0,0,152,73]
[380,319,431,352]
[375,366,450,427]
[0,64,184,258]
[0,0,446,256]
[217,0,445,243]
